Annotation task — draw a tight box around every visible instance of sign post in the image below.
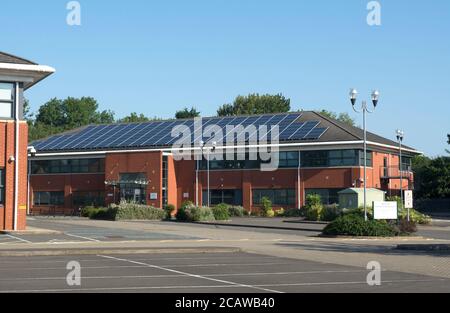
[404,190,413,222]
[373,201,398,220]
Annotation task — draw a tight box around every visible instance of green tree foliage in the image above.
[320,110,356,127]
[29,97,115,141]
[413,155,450,199]
[117,112,151,123]
[446,134,450,154]
[175,107,201,119]
[217,93,291,117]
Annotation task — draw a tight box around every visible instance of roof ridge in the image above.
[312,111,362,141]
[0,51,37,65]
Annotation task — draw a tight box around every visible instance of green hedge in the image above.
[228,206,245,217]
[110,201,165,221]
[323,214,397,237]
[176,206,216,222]
[212,204,230,221]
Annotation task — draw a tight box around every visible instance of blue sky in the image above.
[1,0,449,156]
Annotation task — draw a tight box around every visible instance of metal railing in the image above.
[380,166,413,180]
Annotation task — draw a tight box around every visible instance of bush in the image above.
[305,204,323,221]
[212,204,230,221]
[266,210,275,218]
[283,208,303,217]
[275,208,285,217]
[395,219,418,235]
[111,200,165,221]
[80,206,101,218]
[321,204,341,222]
[164,204,176,220]
[399,208,431,225]
[228,206,245,217]
[306,194,322,208]
[176,205,215,222]
[323,214,397,237]
[261,197,273,217]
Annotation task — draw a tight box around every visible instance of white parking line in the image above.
[0,270,367,282]
[5,234,32,244]
[99,254,284,293]
[65,233,101,242]
[2,279,446,293]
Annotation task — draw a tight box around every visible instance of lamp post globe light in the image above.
[396,129,407,220]
[27,146,37,216]
[349,89,380,221]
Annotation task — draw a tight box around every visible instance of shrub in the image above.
[212,204,230,221]
[261,197,273,217]
[275,208,285,217]
[228,206,245,217]
[164,204,176,219]
[80,206,100,218]
[111,200,165,221]
[304,194,324,221]
[395,219,418,235]
[321,204,341,222]
[323,214,397,237]
[266,210,275,218]
[399,208,431,225]
[283,208,303,217]
[176,205,215,222]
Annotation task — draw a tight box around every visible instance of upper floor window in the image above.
[31,158,105,175]
[0,83,14,119]
[400,156,412,171]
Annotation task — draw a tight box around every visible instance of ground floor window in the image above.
[305,189,341,205]
[203,189,243,206]
[33,191,65,206]
[72,191,105,208]
[119,173,148,204]
[252,189,296,206]
[0,168,5,205]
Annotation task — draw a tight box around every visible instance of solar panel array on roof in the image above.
[33,113,328,152]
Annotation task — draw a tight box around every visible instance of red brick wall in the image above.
[0,121,28,230]
[105,152,163,208]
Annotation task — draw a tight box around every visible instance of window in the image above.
[33,191,65,206]
[279,151,299,168]
[119,173,147,204]
[0,83,14,119]
[252,189,296,206]
[72,191,105,207]
[400,156,412,171]
[0,168,5,205]
[203,189,243,206]
[31,158,105,174]
[305,189,341,205]
[302,150,370,168]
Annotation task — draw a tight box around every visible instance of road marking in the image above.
[65,233,100,242]
[2,279,446,293]
[5,234,32,244]
[0,270,367,281]
[99,254,283,294]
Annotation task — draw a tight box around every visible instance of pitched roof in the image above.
[0,51,37,65]
[31,111,419,154]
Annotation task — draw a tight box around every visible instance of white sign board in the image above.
[150,193,158,200]
[373,201,398,220]
[183,193,189,199]
[404,191,414,209]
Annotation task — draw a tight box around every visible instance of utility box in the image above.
[338,188,386,209]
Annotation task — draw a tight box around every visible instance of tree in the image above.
[217,93,291,117]
[117,112,151,123]
[175,107,200,119]
[413,155,450,199]
[446,134,450,154]
[320,110,356,127]
[29,97,115,141]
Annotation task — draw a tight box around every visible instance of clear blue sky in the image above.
[1,0,449,156]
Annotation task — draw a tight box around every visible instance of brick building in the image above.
[29,111,420,215]
[0,52,54,230]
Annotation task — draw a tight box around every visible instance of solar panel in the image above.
[33,112,330,152]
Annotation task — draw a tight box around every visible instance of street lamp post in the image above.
[396,129,406,220]
[27,146,37,216]
[350,89,380,221]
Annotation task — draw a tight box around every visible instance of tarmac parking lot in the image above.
[1,251,450,293]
